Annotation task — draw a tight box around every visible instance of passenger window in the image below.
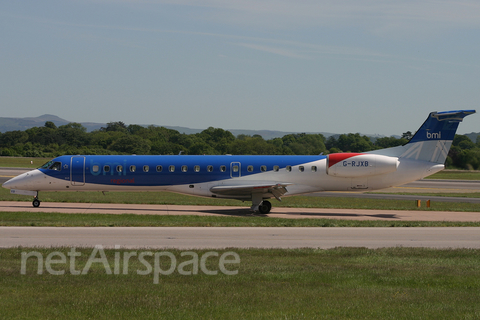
[93,165,99,173]
[273,165,279,172]
[182,165,188,172]
[143,165,149,172]
[169,165,175,172]
[261,166,267,172]
[232,165,239,172]
[207,165,213,172]
[299,166,304,172]
[117,165,123,173]
[156,165,163,172]
[247,165,253,172]
[104,165,110,173]
[130,165,136,172]
[311,166,317,172]
[194,165,200,172]
[286,166,291,172]
[220,165,226,172]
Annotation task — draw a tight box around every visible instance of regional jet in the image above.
[2,110,475,214]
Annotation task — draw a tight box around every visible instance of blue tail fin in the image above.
[371,110,475,164]
[408,110,476,144]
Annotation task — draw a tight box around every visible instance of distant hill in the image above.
[0,114,393,141]
[465,132,480,143]
[0,114,70,132]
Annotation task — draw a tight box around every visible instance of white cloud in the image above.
[153,0,480,36]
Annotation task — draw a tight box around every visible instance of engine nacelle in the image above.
[327,153,399,178]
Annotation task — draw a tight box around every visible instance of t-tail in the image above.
[371,110,476,164]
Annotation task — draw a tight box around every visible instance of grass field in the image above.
[2,247,480,319]
[0,157,51,168]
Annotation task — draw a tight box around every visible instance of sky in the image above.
[1,0,479,136]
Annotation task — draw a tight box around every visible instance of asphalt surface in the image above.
[2,227,480,249]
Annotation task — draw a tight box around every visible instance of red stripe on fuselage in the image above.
[328,153,364,168]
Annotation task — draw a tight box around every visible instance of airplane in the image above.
[2,110,476,214]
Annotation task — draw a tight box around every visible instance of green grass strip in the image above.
[2,211,480,227]
[426,170,480,180]
[2,247,480,319]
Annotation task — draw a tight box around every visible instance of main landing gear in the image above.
[258,200,272,214]
[251,199,272,214]
[251,193,273,214]
[32,195,41,207]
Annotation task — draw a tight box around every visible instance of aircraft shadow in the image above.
[200,208,399,220]
[5,203,399,220]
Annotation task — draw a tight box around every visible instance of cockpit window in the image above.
[40,161,62,171]
[40,161,53,169]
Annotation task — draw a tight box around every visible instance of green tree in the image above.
[26,126,58,145]
[127,124,146,135]
[375,136,408,149]
[0,131,28,147]
[336,133,374,152]
[197,127,235,155]
[228,136,277,155]
[402,131,413,140]
[102,121,128,133]
[57,123,88,147]
[44,121,57,129]
[453,135,475,150]
[109,135,151,154]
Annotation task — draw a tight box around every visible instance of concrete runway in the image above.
[2,226,480,249]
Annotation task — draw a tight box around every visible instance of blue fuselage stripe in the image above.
[40,155,326,186]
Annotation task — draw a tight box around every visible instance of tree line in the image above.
[0,121,479,170]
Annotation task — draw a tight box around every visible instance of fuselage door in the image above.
[71,156,85,186]
[230,162,241,178]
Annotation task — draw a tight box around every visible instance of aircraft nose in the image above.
[1,170,43,190]
[2,177,14,189]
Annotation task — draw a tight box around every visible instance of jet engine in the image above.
[327,153,399,178]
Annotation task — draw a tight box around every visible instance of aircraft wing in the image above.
[210,182,292,201]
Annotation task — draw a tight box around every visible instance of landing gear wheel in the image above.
[32,198,41,208]
[258,200,272,214]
